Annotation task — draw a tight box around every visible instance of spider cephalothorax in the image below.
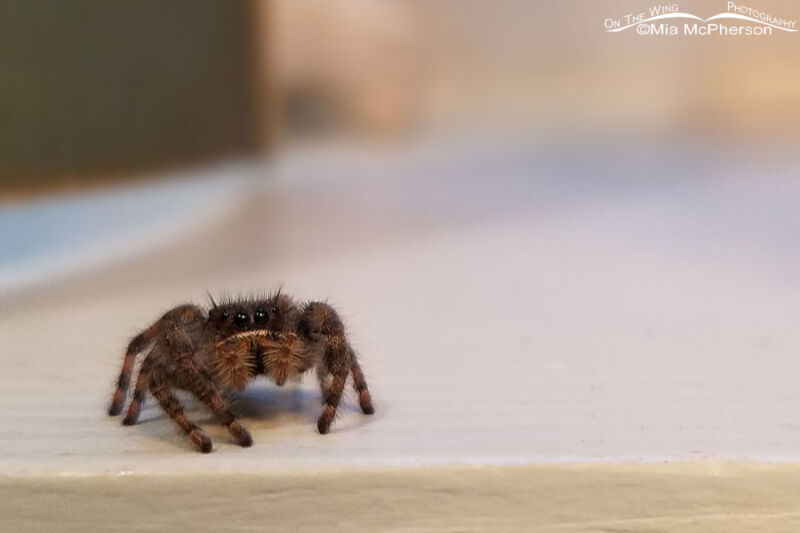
[107,291,374,453]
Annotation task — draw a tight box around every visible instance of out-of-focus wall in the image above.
[4,0,800,192]
[0,1,261,188]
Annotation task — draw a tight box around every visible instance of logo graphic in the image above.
[604,2,796,36]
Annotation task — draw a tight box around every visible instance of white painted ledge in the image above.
[1,138,799,530]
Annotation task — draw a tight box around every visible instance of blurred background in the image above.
[3,0,800,184]
[1,1,800,461]
[2,0,799,289]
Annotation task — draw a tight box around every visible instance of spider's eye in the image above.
[254,308,268,325]
[271,306,279,315]
[220,310,230,320]
[234,310,250,328]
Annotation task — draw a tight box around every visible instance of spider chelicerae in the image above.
[107,291,374,453]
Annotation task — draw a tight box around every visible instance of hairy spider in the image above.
[107,291,374,453]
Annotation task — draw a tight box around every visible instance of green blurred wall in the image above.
[0,1,261,186]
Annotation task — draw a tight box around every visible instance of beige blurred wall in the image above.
[418,0,800,137]
[258,0,800,139]
[266,0,428,137]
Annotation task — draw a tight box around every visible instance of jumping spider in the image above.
[107,291,374,453]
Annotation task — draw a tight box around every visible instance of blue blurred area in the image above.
[0,166,252,293]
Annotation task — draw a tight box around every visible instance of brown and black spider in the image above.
[107,291,374,453]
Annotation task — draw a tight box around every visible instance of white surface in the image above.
[1,139,799,529]
[1,139,799,475]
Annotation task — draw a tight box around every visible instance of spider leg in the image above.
[108,305,203,416]
[108,322,159,415]
[122,354,154,426]
[149,373,213,453]
[177,357,253,448]
[349,351,374,415]
[302,301,373,433]
[315,329,351,434]
[317,367,348,434]
[162,323,252,449]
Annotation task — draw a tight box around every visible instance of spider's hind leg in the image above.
[108,322,159,416]
[108,305,203,416]
[121,354,154,425]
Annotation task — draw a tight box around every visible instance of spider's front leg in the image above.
[176,356,253,449]
[316,351,349,434]
[349,350,375,415]
[302,302,375,434]
[151,324,252,453]
[148,370,214,453]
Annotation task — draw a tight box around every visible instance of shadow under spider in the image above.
[134,380,362,430]
[230,381,363,420]
[129,386,372,452]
